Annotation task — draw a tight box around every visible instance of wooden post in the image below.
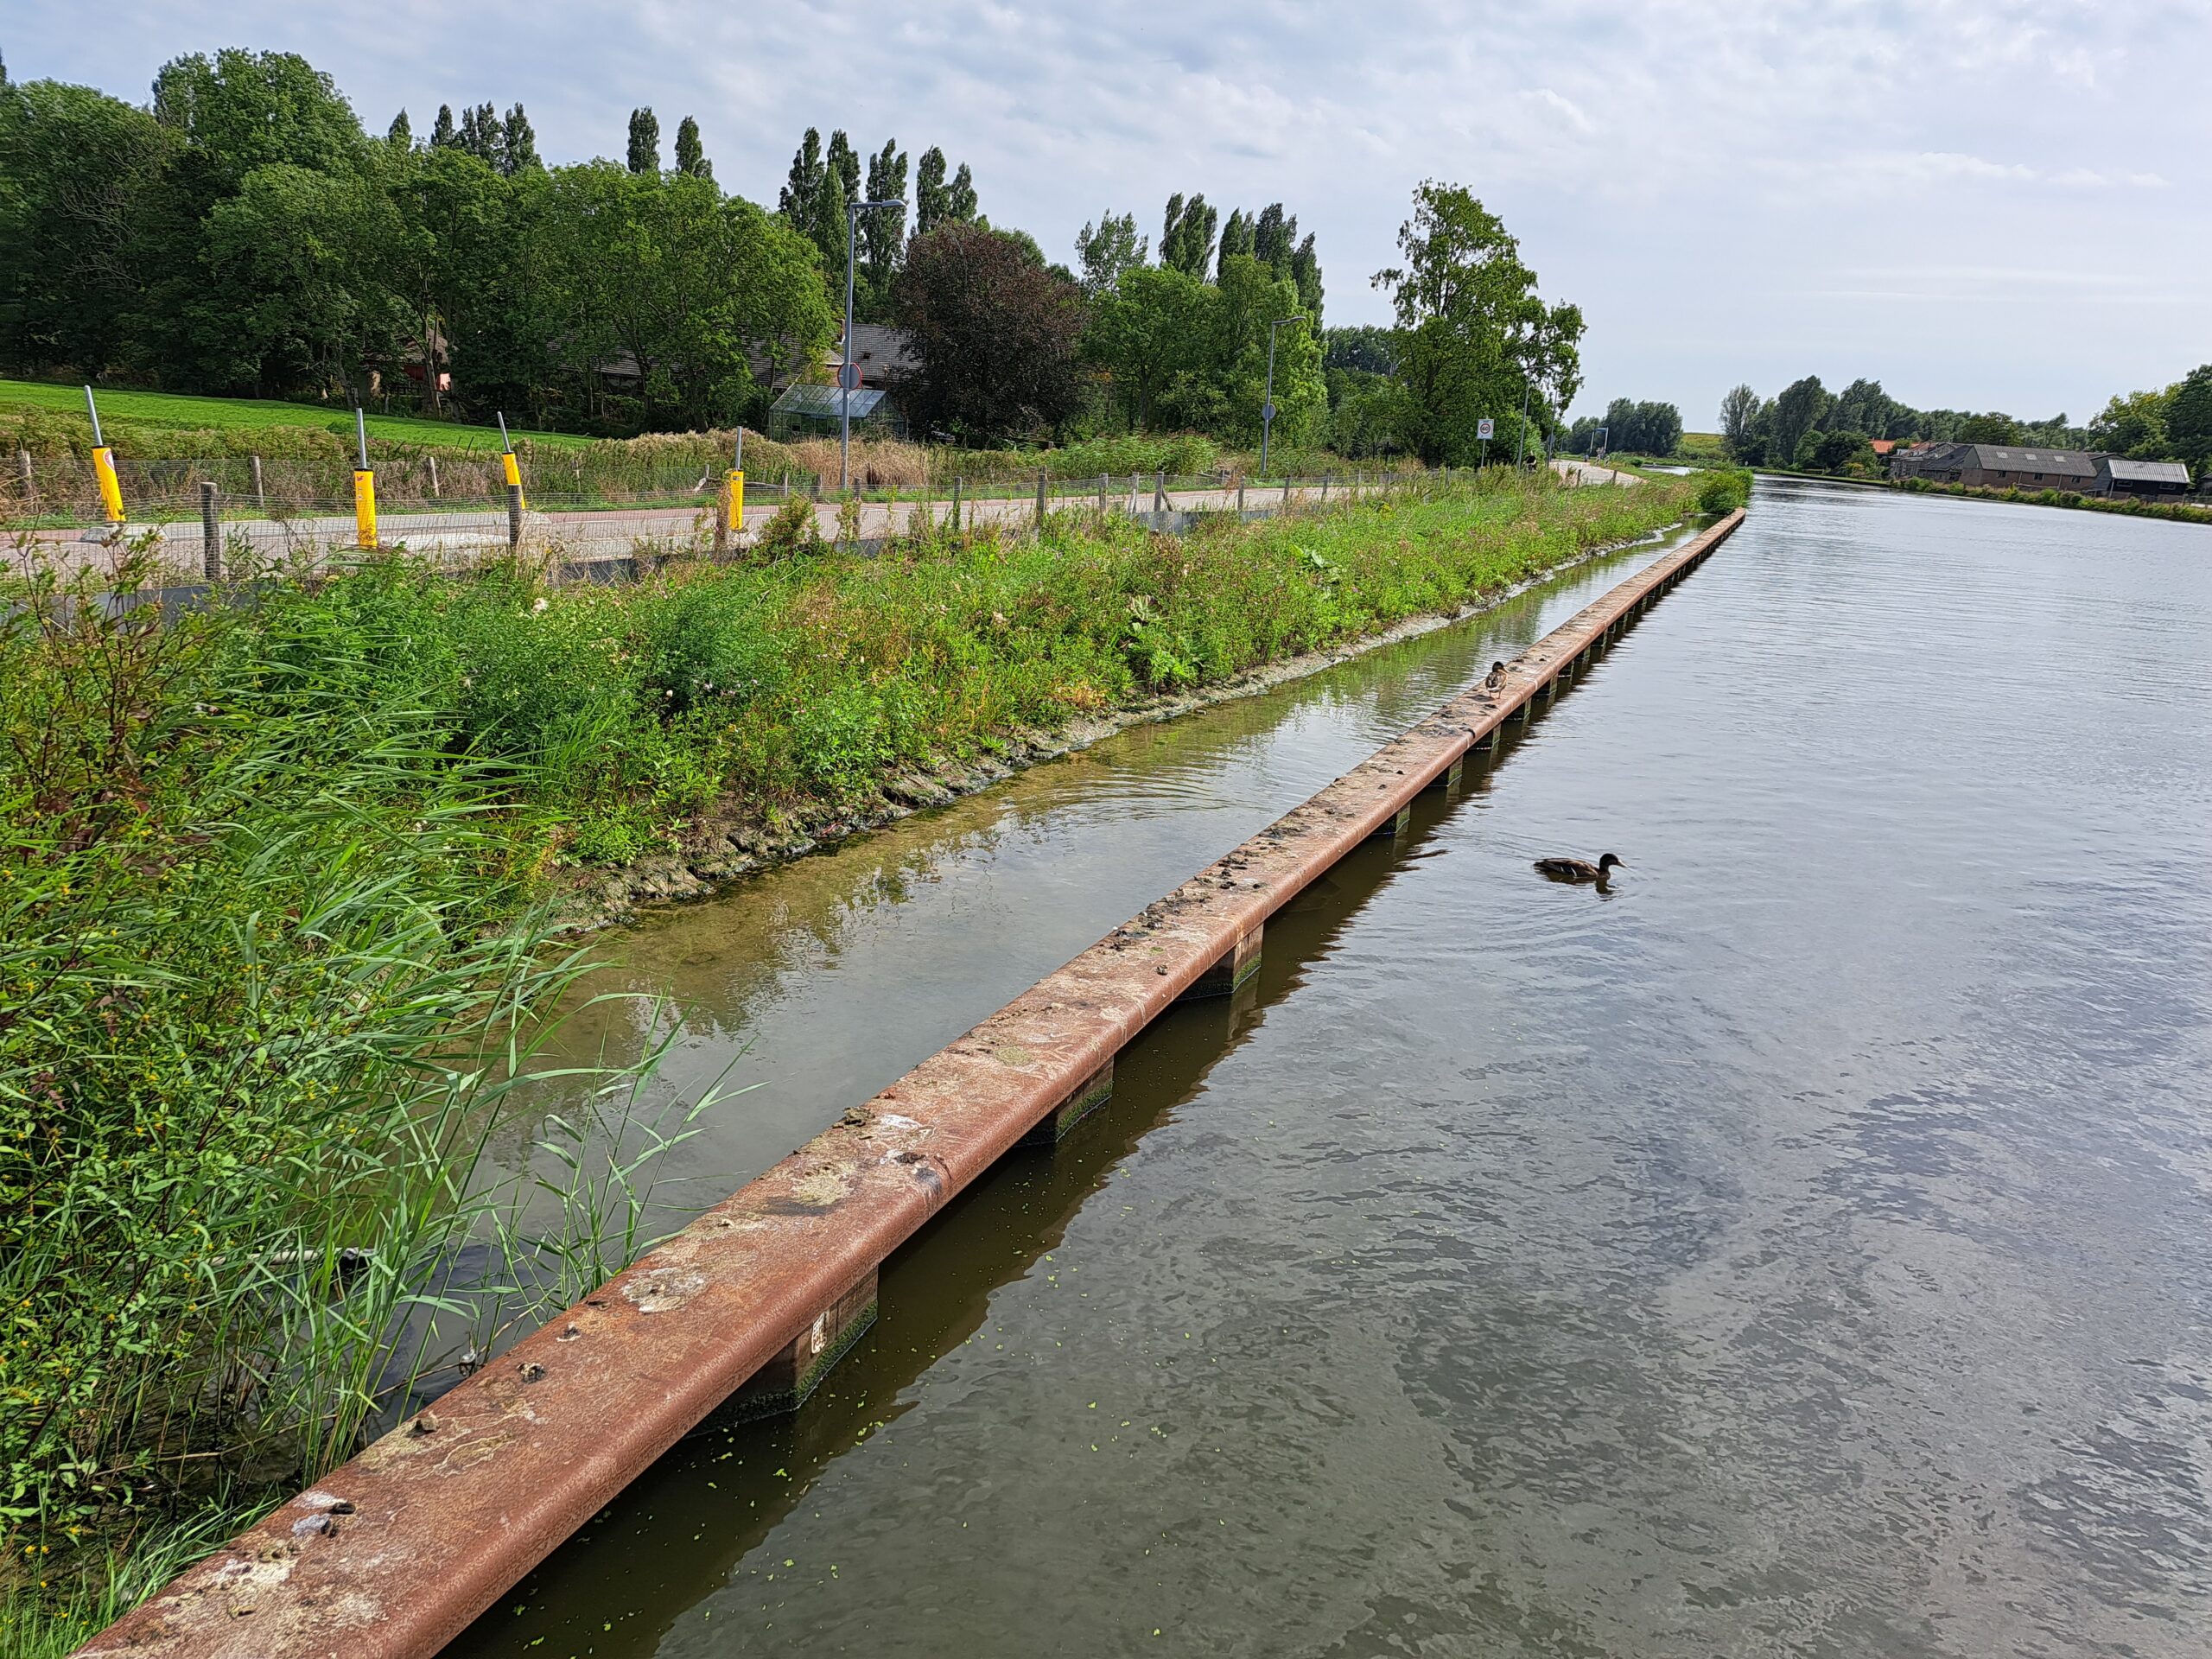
[200,480,221,582]
[1237,476,1246,514]
[1321,473,1332,504]
[1097,473,1108,518]
[251,454,265,510]
[1036,470,1048,526]
[16,449,31,510]
[1153,470,1166,515]
[951,476,963,531]
[427,454,441,499]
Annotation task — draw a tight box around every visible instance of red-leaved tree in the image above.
[892,223,1085,443]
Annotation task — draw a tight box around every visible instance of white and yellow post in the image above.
[497,412,527,511]
[84,385,125,526]
[719,429,744,556]
[352,408,378,550]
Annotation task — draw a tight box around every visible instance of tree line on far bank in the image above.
[0,48,1586,467]
[1712,367,2212,479]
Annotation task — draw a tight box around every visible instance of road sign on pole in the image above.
[838,361,862,391]
[1477,418,1495,441]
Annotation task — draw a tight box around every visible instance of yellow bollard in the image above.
[92,446,125,524]
[725,468,744,537]
[501,448,527,512]
[353,467,378,550]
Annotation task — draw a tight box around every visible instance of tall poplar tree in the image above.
[500,104,538,174]
[626,106,658,174]
[674,115,710,179]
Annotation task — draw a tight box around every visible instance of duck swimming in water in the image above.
[1534,853,1624,883]
[1483,661,1509,692]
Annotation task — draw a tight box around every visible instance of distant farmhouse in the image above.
[1890,442,2193,498]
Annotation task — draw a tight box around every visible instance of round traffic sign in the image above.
[838,361,862,391]
[1261,402,1276,423]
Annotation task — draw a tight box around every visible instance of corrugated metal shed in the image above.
[1968,446,2099,479]
[2101,457,2191,485]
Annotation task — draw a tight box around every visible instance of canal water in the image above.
[449,480,2212,1658]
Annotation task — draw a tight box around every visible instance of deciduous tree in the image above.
[893,222,1084,442]
[1770,376,1833,464]
[500,104,538,175]
[673,115,709,180]
[1074,209,1147,295]
[1718,383,1760,457]
[1160,193,1217,278]
[626,106,658,174]
[2164,364,2212,474]
[1374,181,1579,465]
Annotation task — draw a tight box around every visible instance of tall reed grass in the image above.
[0,542,716,1654]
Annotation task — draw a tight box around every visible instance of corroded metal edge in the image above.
[79,511,1743,1659]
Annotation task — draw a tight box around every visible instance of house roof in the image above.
[842,323,917,378]
[1870,440,1897,455]
[1960,445,2098,478]
[2101,457,2191,485]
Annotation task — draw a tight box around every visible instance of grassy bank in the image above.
[1,467,1726,1651]
[251,467,1722,874]
[1897,474,2211,524]
[0,378,594,451]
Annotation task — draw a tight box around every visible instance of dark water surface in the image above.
[450,481,2212,1657]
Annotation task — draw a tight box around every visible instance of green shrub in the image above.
[1695,468,1751,512]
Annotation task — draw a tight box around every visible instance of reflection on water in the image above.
[482,533,1685,1210]
[449,482,2212,1657]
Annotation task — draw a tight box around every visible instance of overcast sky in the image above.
[10,1,2209,426]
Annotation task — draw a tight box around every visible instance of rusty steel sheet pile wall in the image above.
[80,510,1743,1659]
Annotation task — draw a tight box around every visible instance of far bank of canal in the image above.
[456,477,2210,1658]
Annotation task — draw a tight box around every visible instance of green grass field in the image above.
[0,379,594,451]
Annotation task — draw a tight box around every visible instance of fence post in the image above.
[251,454,265,510]
[1321,473,1331,505]
[15,449,31,511]
[1283,475,1293,509]
[427,454,441,500]
[506,483,524,549]
[200,481,221,582]
[1036,470,1048,527]
[1153,470,1166,516]
[1237,476,1246,515]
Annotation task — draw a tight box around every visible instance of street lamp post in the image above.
[842,198,904,493]
[1259,314,1306,481]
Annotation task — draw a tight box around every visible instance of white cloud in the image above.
[6,0,2209,423]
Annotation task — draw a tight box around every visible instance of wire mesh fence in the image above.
[5,459,1540,588]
